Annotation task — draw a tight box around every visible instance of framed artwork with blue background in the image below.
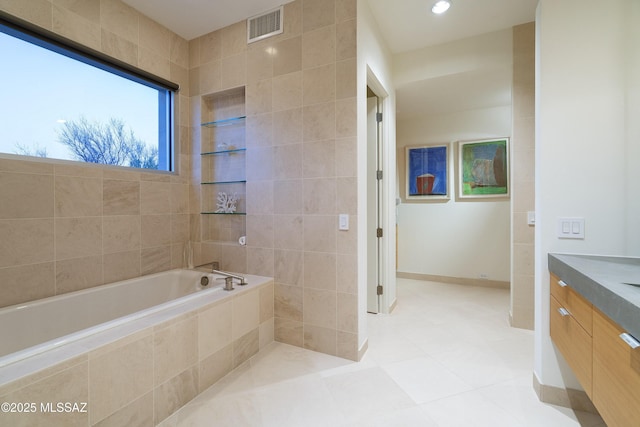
[406,144,449,200]
[457,138,509,199]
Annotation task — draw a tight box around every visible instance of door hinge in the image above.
[376,228,383,238]
[376,170,383,180]
[377,285,383,295]
[376,112,382,123]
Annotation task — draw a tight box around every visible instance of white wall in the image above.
[394,30,513,283]
[357,0,397,346]
[535,0,636,389]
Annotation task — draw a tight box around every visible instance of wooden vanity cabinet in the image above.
[549,272,640,427]
[593,307,640,427]
[549,273,593,397]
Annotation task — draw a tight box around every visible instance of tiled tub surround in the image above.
[0,269,274,426]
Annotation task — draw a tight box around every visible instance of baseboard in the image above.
[532,373,599,414]
[396,271,510,289]
[388,298,398,313]
[357,339,368,361]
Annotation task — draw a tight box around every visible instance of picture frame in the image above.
[405,144,449,200]
[457,138,509,199]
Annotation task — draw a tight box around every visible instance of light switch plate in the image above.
[557,217,585,239]
[339,214,349,230]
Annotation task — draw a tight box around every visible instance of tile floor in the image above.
[159,278,606,426]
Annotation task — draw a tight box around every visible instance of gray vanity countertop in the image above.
[548,253,640,339]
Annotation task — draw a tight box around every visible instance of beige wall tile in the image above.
[247,43,274,83]
[273,36,302,77]
[303,214,337,252]
[246,113,274,147]
[56,255,104,294]
[141,246,172,275]
[55,175,102,217]
[0,361,89,427]
[246,215,274,248]
[154,366,199,424]
[199,343,233,392]
[303,102,336,142]
[233,328,259,367]
[0,262,55,308]
[303,324,336,356]
[221,53,247,89]
[335,137,357,177]
[303,139,336,178]
[232,289,260,340]
[246,181,274,215]
[274,215,303,250]
[303,288,337,329]
[273,108,303,145]
[337,218,357,255]
[259,318,274,349]
[103,180,140,216]
[337,292,357,333]
[275,282,303,321]
[302,25,335,69]
[103,250,141,283]
[272,72,303,112]
[199,30,222,64]
[0,219,54,268]
[274,180,302,214]
[139,14,172,58]
[100,0,139,44]
[336,58,357,99]
[246,80,273,115]
[221,21,247,58]
[52,4,101,50]
[275,317,303,347]
[93,392,153,427]
[336,19,356,60]
[274,249,303,286]
[154,316,198,385]
[89,335,153,424]
[303,179,336,214]
[337,253,357,294]
[259,282,274,322]
[55,217,102,260]
[199,300,232,358]
[0,158,54,174]
[283,0,302,38]
[0,0,52,29]
[0,172,54,219]
[101,28,139,65]
[336,0,357,23]
[337,177,357,214]
[171,214,190,243]
[54,163,102,178]
[273,144,303,180]
[336,97,357,138]
[304,251,337,290]
[199,60,222,94]
[246,146,274,180]
[141,215,172,248]
[103,215,141,254]
[141,180,171,215]
[303,64,336,105]
[337,330,358,361]
[302,0,335,32]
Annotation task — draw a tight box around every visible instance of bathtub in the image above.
[0,268,274,426]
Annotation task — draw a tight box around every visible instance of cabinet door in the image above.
[593,308,640,427]
[550,295,593,396]
[550,273,592,335]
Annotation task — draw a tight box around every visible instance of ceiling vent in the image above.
[247,7,283,44]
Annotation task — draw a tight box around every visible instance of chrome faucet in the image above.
[195,262,247,289]
[212,269,247,286]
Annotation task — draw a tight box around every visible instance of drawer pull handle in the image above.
[619,333,640,349]
[557,280,568,288]
[557,307,570,317]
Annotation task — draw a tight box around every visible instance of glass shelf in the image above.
[201,148,246,156]
[201,116,246,128]
[200,211,247,215]
[201,180,246,185]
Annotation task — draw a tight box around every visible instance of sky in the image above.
[0,31,159,161]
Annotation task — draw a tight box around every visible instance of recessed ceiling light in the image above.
[432,0,451,14]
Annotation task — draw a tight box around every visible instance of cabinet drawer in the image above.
[593,308,640,427]
[550,273,592,335]
[550,295,593,396]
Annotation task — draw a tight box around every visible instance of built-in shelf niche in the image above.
[200,86,246,244]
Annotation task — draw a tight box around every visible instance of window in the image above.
[0,15,177,171]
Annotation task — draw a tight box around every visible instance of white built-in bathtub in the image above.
[0,268,274,425]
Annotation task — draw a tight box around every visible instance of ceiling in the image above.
[122,0,538,119]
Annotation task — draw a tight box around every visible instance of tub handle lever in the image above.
[212,269,247,286]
